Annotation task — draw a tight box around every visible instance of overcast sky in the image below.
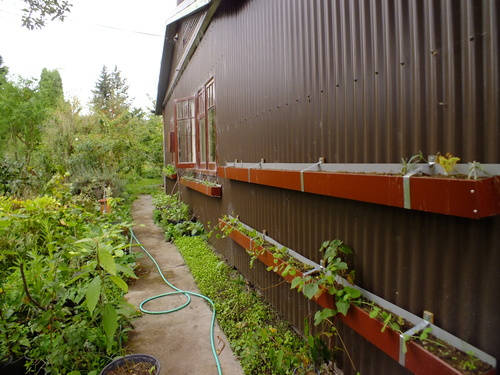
[0,0,177,111]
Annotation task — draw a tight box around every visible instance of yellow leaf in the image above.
[438,155,460,174]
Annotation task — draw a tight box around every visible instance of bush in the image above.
[0,182,139,374]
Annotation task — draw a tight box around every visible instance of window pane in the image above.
[177,119,184,162]
[199,116,206,163]
[189,99,195,118]
[208,107,216,163]
[178,119,195,163]
[176,103,182,119]
[198,92,205,115]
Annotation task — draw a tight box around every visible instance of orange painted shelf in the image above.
[218,166,499,219]
[219,219,496,375]
[180,177,221,197]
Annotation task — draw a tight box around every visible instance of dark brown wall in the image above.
[162,1,499,373]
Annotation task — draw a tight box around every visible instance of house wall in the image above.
[161,1,499,374]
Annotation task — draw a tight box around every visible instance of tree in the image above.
[21,0,73,30]
[0,56,7,79]
[39,68,64,107]
[0,77,47,165]
[91,65,130,119]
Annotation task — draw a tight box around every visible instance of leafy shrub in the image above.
[0,184,138,374]
[152,192,190,224]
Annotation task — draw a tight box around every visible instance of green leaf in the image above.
[116,263,137,279]
[381,313,392,332]
[303,282,319,299]
[344,286,361,299]
[336,300,350,316]
[281,265,291,277]
[85,276,101,315]
[102,304,118,353]
[314,308,336,326]
[109,275,128,292]
[291,276,302,290]
[369,307,379,319]
[276,349,284,368]
[98,247,116,275]
[419,326,432,341]
[19,337,30,347]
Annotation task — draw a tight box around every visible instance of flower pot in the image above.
[218,166,500,219]
[221,218,496,375]
[100,354,160,375]
[180,177,222,197]
[99,198,111,213]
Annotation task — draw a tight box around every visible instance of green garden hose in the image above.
[129,229,222,375]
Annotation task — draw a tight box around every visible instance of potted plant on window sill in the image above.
[163,165,177,180]
[180,176,221,197]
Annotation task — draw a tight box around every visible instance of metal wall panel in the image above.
[162,1,499,373]
[167,11,206,87]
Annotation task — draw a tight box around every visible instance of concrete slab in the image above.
[126,195,244,375]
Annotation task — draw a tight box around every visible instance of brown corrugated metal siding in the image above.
[161,1,499,374]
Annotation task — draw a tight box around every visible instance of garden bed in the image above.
[219,219,496,375]
[217,166,499,219]
[179,177,221,198]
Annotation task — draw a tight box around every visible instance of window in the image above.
[196,79,216,170]
[175,97,196,167]
[174,79,216,170]
[206,79,216,166]
[197,88,206,165]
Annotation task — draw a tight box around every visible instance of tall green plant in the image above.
[0,181,138,373]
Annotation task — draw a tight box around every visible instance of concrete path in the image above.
[126,195,244,375]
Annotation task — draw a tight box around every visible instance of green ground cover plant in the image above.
[174,236,317,375]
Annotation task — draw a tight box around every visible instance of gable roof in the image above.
[155,0,213,115]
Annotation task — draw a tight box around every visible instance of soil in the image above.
[358,298,492,375]
[416,336,492,375]
[106,361,156,375]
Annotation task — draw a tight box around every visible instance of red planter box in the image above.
[217,167,499,219]
[180,177,222,198]
[166,173,177,180]
[219,220,496,375]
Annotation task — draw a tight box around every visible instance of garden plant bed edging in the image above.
[217,165,500,219]
[218,219,496,375]
[179,177,221,197]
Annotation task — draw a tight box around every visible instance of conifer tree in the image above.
[39,68,64,107]
[91,65,129,119]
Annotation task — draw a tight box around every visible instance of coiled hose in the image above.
[129,229,222,375]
